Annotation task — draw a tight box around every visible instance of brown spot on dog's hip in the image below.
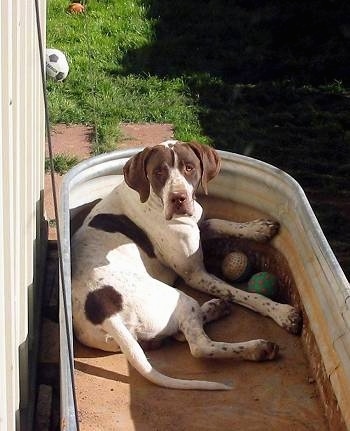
[85,285,123,325]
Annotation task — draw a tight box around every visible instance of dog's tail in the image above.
[102,316,231,391]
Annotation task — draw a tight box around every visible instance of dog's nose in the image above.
[170,192,187,207]
[165,191,193,219]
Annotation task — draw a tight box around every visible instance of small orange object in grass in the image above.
[68,2,85,14]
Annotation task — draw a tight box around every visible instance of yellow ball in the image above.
[221,251,252,282]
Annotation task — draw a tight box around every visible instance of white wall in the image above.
[0,1,46,430]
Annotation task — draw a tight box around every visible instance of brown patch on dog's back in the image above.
[71,198,102,236]
[85,285,123,325]
[89,213,155,258]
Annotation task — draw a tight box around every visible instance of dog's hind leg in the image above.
[179,316,279,362]
[173,298,232,342]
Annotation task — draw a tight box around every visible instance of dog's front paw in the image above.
[251,219,280,242]
[274,304,302,335]
[212,298,232,317]
[248,340,279,361]
[202,298,232,324]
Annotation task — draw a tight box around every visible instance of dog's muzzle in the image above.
[165,191,194,220]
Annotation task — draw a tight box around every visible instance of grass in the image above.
[47,0,350,276]
[47,0,205,153]
[45,153,79,175]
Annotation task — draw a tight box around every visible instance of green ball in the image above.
[247,272,278,298]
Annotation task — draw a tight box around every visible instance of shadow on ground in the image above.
[120,0,350,277]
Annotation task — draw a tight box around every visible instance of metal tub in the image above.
[59,149,350,430]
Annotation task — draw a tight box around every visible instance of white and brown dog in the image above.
[71,141,301,390]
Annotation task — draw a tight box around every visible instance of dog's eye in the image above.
[185,164,194,172]
[154,167,164,177]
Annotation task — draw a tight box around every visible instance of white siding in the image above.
[0,1,46,430]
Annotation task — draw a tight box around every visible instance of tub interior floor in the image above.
[72,196,329,431]
[74,284,329,431]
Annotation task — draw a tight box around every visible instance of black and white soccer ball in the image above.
[46,48,69,81]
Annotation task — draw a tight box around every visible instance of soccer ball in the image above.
[46,48,69,81]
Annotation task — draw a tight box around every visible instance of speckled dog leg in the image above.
[201,218,280,242]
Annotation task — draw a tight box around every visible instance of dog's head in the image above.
[123,141,221,220]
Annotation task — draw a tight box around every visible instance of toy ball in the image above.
[247,272,278,298]
[46,48,69,81]
[221,251,253,282]
[68,3,85,14]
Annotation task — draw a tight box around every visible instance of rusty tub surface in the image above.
[59,149,350,430]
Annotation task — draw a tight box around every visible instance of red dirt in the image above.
[118,123,174,148]
[48,124,93,159]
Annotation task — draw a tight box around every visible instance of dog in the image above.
[71,141,301,390]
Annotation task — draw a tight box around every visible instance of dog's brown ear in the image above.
[187,142,221,194]
[123,148,153,203]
